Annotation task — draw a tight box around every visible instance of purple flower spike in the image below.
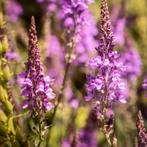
[20,17,55,116]
[136,111,147,146]
[86,0,128,114]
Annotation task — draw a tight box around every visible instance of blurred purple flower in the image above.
[20,17,55,115]
[46,35,64,85]
[6,51,20,61]
[62,140,71,147]
[37,0,97,64]
[110,4,142,82]
[77,129,97,147]
[143,79,147,90]
[86,0,128,113]
[120,49,142,81]
[60,0,94,32]
[60,1,98,64]
[75,11,98,64]
[119,33,142,82]
[113,18,126,46]
[6,0,23,23]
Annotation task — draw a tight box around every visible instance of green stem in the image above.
[46,36,75,147]
[37,121,43,147]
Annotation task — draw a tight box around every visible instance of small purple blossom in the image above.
[20,17,55,115]
[6,51,20,61]
[143,79,147,90]
[77,129,97,147]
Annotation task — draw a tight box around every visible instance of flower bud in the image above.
[0,111,7,123]
[0,42,3,54]
[2,37,9,53]
[4,100,13,115]
[0,12,3,28]
[8,117,16,135]
[0,123,8,136]
[2,63,11,81]
[0,85,8,102]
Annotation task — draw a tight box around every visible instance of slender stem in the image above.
[37,120,42,147]
[101,111,117,147]
[103,126,112,146]
[46,34,75,147]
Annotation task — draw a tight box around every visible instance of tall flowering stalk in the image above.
[86,0,128,146]
[21,16,55,116]
[0,12,16,145]
[136,111,147,146]
[47,1,95,145]
[20,16,55,145]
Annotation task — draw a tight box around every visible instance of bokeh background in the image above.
[0,0,147,146]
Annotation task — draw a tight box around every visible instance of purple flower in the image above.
[37,0,97,64]
[6,0,23,23]
[60,0,93,31]
[120,48,142,81]
[86,0,128,113]
[77,129,97,147]
[6,51,20,61]
[74,11,98,64]
[113,18,126,46]
[46,35,64,85]
[20,17,55,115]
[143,79,147,90]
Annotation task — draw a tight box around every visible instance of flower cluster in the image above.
[60,0,93,29]
[20,17,55,115]
[86,0,128,111]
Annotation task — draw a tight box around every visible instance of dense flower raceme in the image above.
[86,0,128,110]
[19,17,55,114]
[136,111,147,146]
[6,0,23,23]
